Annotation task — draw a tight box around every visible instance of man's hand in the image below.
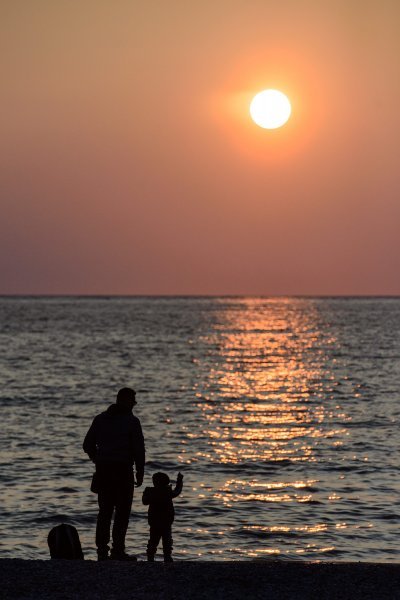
[135,473,143,487]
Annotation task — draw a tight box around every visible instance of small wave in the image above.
[145,460,181,471]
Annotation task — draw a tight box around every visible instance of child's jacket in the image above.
[142,479,183,527]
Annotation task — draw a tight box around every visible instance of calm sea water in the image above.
[1,297,400,562]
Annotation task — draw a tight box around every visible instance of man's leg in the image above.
[111,484,133,556]
[96,490,114,560]
[161,526,173,562]
[147,526,162,561]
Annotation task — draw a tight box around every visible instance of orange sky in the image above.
[1,1,399,295]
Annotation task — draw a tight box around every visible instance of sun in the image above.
[250,89,291,129]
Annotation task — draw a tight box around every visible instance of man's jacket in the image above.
[83,404,145,479]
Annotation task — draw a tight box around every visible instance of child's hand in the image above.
[177,472,183,481]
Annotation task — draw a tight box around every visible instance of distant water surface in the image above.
[1,297,399,561]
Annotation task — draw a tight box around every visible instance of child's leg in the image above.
[147,526,161,561]
[161,526,173,562]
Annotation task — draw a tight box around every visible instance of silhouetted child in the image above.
[142,471,183,562]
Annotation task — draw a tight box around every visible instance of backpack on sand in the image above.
[47,523,84,559]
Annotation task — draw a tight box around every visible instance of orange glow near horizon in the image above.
[2,2,400,295]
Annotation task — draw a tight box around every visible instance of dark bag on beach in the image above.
[47,523,84,559]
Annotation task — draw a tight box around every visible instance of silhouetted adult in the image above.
[83,387,145,561]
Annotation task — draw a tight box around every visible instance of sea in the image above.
[1,296,399,562]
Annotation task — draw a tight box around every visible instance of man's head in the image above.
[116,387,137,411]
[152,472,170,488]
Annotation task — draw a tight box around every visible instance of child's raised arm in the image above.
[172,472,183,498]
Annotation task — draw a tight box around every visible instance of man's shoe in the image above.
[164,555,173,563]
[110,550,137,561]
[147,554,155,562]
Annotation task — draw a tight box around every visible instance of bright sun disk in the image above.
[250,89,291,129]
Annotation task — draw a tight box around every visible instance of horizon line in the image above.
[1,294,400,299]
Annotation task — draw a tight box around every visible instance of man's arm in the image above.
[83,418,98,462]
[133,418,145,486]
[172,472,183,498]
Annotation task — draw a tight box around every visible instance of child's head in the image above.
[152,472,170,488]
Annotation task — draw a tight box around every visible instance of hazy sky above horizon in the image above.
[2,1,399,295]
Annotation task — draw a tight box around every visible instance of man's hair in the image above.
[116,387,136,404]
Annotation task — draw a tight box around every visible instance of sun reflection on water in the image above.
[191,298,353,558]
[194,298,343,466]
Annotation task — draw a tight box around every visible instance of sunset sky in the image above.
[1,1,399,295]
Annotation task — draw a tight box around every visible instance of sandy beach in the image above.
[1,559,400,600]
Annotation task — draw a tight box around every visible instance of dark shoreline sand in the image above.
[1,560,400,599]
